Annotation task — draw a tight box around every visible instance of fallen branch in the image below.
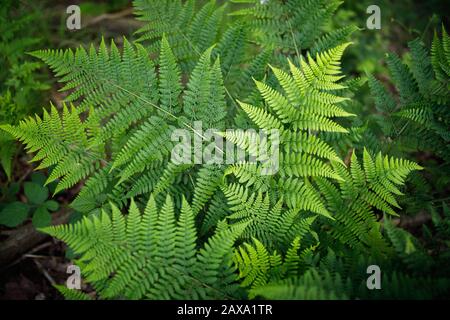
[0,209,71,268]
[83,7,134,28]
[397,211,431,229]
[391,211,431,229]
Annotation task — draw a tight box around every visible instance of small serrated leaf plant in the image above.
[0,172,59,228]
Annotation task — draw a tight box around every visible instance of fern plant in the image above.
[133,0,357,101]
[365,26,450,243]
[5,39,427,300]
[1,1,448,301]
[368,27,449,161]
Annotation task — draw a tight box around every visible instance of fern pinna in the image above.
[1,1,449,300]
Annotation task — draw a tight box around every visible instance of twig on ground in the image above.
[1,241,53,271]
[0,209,71,268]
[83,7,134,28]
[33,259,56,286]
[396,211,431,229]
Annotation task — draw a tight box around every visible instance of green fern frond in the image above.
[158,34,183,116]
[367,73,397,114]
[222,183,318,247]
[54,285,93,301]
[191,164,224,215]
[42,195,247,299]
[369,28,450,161]
[200,190,229,235]
[234,236,318,299]
[183,46,227,129]
[431,26,450,80]
[250,269,350,300]
[31,38,159,141]
[386,53,420,104]
[134,0,226,71]
[310,25,359,56]
[230,0,347,52]
[234,238,283,297]
[112,116,175,184]
[0,103,103,194]
[383,217,432,272]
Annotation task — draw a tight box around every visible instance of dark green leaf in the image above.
[0,202,29,227]
[8,182,20,196]
[31,172,47,186]
[45,200,59,211]
[32,207,52,228]
[24,182,48,204]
